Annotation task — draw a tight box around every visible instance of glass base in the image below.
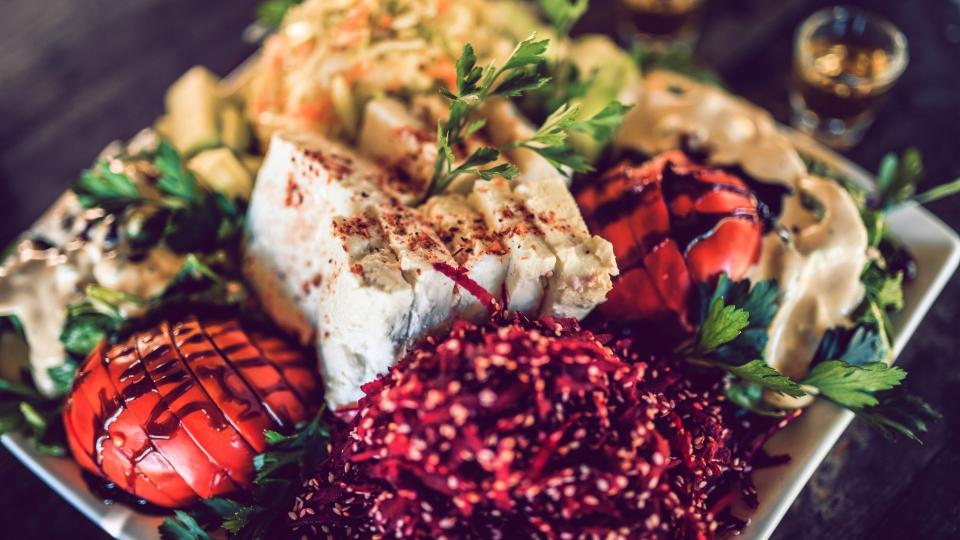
[616,1,704,51]
[789,90,875,150]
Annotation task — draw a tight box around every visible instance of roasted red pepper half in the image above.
[577,150,763,329]
[63,316,319,507]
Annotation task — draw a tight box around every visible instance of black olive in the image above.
[878,235,918,283]
[123,206,165,251]
[103,219,121,250]
[60,213,76,232]
[29,236,56,251]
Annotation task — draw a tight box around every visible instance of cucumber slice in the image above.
[154,114,173,142]
[331,75,358,138]
[569,35,641,161]
[187,148,253,200]
[165,66,222,155]
[219,102,251,153]
[240,154,264,177]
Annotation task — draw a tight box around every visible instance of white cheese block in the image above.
[481,99,618,318]
[246,127,614,408]
[421,194,509,320]
[373,202,460,342]
[469,178,556,315]
[322,211,413,407]
[244,131,395,347]
[357,98,436,202]
[514,174,619,319]
[245,132,427,407]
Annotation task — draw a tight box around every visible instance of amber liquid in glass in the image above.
[795,37,894,121]
[623,0,700,38]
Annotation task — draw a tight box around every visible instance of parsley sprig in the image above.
[874,148,960,209]
[802,360,906,409]
[0,316,70,456]
[539,0,589,36]
[73,141,245,254]
[692,275,778,362]
[687,274,938,442]
[160,413,331,540]
[428,35,631,198]
[429,36,549,196]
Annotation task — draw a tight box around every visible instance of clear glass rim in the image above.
[794,5,909,87]
[621,0,703,10]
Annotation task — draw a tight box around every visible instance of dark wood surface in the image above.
[1,1,958,538]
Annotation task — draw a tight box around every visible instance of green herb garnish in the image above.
[721,360,806,398]
[696,295,750,353]
[429,36,549,196]
[0,371,68,456]
[74,163,141,210]
[428,36,630,198]
[693,274,778,362]
[160,412,331,539]
[686,273,938,441]
[539,0,589,36]
[856,391,942,442]
[801,360,905,409]
[630,42,725,88]
[159,510,213,540]
[59,254,248,367]
[73,141,246,255]
[255,0,303,28]
[874,148,960,209]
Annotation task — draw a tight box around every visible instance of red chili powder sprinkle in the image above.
[289,314,797,539]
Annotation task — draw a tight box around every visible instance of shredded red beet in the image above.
[433,262,502,315]
[288,314,798,539]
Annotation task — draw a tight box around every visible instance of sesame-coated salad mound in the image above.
[289,314,798,539]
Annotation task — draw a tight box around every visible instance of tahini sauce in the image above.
[0,179,182,397]
[615,71,869,401]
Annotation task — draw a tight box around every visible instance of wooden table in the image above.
[1,0,958,538]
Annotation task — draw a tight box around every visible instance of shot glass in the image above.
[790,6,908,149]
[620,0,705,49]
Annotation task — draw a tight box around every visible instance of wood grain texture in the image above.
[0,0,958,539]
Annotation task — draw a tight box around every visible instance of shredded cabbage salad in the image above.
[247,0,550,141]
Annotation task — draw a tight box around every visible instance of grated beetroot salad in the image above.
[289,314,797,539]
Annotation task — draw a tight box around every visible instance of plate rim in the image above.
[737,131,960,540]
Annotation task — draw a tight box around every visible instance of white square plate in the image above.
[3,127,958,540]
[741,132,960,539]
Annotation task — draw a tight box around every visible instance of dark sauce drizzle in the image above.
[584,157,773,276]
[80,317,316,503]
[174,321,283,428]
[200,320,305,429]
[81,471,170,516]
[85,345,163,493]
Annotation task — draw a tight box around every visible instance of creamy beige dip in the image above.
[617,71,805,187]
[0,169,182,397]
[616,71,869,397]
[749,177,867,379]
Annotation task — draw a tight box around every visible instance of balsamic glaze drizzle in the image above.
[76,317,319,504]
[583,158,770,276]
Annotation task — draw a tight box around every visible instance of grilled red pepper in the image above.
[63,317,319,507]
[577,150,763,328]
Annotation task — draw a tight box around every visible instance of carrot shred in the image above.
[427,56,458,93]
